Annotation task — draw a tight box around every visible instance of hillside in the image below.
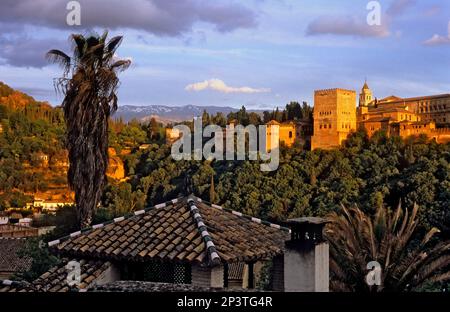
[0,81,126,210]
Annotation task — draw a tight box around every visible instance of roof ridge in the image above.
[48,197,185,247]
[187,197,221,266]
[192,196,291,233]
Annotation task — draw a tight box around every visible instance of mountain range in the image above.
[114,105,264,124]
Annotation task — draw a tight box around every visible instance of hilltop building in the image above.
[311,82,450,150]
[311,89,357,150]
[265,120,313,151]
[26,199,74,213]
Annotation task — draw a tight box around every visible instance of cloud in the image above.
[0,34,66,68]
[0,0,257,67]
[306,15,390,38]
[0,0,257,36]
[423,22,450,46]
[305,0,415,38]
[386,0,415,16]
[185,79,271,94]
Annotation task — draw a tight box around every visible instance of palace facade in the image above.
[272,82,450,151]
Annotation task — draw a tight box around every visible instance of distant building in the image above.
[139,144,152,150]
[27,199,74,213]
[311,89,357,150]
[0,224,39,238]
[35,152,49,167]
[165,127,181,144]
[357,82,450,144]
[18,218,33,227]
[310,82,450,150]
[265,120,313,152]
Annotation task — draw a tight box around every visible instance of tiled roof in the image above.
[360,117,392,123]
[49,196,289,266]
[0,259,111,292]
[0,238,32,274]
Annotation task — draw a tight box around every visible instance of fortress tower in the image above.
[311,89,357,150]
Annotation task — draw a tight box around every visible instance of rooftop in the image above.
[0,238,32,276]
[379,94,450,103]
[49,196,289,266]
[1,258,111,292]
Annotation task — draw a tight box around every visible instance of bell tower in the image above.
[359,80,373,107]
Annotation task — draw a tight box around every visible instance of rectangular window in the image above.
[121,261,192,284]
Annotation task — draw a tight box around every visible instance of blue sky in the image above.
[0,0,449,109]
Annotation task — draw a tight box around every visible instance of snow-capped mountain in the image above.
[114,105,240,123]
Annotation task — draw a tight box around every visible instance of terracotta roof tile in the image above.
[0,238,32,275]
[49,197,289,266]
[1,259,111,292]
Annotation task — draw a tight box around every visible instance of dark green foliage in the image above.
[115,131,449,239]
[0,96,65,198]
[327,204,450,292]
[16,238,61,282]
[263,101,313,123]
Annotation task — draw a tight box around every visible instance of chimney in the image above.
[282,217,329,292]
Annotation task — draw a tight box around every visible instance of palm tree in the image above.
[47,31,131,228]
[326,203,450,292]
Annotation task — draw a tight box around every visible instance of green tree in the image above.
[16,238,61,282]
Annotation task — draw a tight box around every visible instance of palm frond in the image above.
[106,36,124,55]
[70,34,86,60]
[327,203,450,292]
[46,49,71,74]
[111,60,131,72]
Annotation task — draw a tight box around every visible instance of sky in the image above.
[0,0,449,109]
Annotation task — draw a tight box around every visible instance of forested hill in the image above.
[0,82,67,208]
[0,81,60,123]
[107,130,450,240]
